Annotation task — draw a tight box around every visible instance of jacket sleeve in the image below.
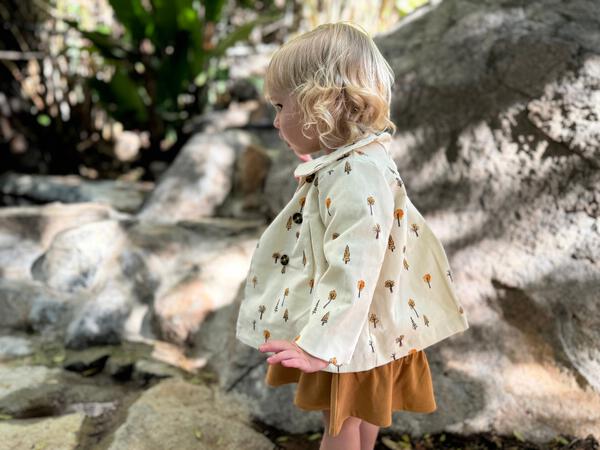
[294,155,394,367]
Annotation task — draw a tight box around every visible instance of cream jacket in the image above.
[235,131,469,373]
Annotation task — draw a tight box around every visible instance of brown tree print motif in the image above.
[447,269,454,282]
[286,216,292,231]
[369,312,380,328]
[369,339,375,352]
[423,315,430,327]
[324,289,337,308]
[384,280,394,293]
[403,258,409,270]
[252,276,257,288]
[394,208,404,226]
[274,297,280,312]
[281,288,289,307]
[411,223,420,237]
[395,335,405,347]
[294,334,301,342]
[459,305,464,314]
[252,320,256,330]
[344,161,352,174]
[321,311,330,325]
[272,252,280,263]
[423,273,432,288]
[296,231,300,240]
[367,196,375,215]
[357,279,365,297]
[283,308,289,322]
[373,223,381,239]
[388,235,395,252]
[332,232,340,239]
[391,352,397,361]
[299,196,306,213]
[258,305,266,319]
[302,250,307,267]
[343,245,350,264]
[408,298,419,317]
[325,197,332,216]
[312,299,320,314]
[411,317,417,329]
[309,278,314,293]
[263,329,271,343]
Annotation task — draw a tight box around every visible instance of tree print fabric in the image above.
[235,131,469,373]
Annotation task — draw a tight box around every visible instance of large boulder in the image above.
[209,0,600,443]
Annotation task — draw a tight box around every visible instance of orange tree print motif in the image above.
[384,280,395,293]
[408,298,419,317]
[343,245,351,264]
[369,312,380,328]
[324,289,337,308]
[423,273,432,288]
[388,235,395,252]
[329,356,342,373]
[357,279,365,297]
[373,223,381,239]
[411,223,420,237]
[394,208,404,226]
[325,197,332,216]
[320,311,330,325]
[367,196,375,215]
[263,329,271,343]
[272,252,280,263]
[344,161,352,174]
[294,334,301,342]
[258,305,266,319]
[309,278,314,293]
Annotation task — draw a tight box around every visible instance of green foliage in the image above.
[63,0,281,149]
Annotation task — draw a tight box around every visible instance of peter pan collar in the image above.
[293,131,392,178]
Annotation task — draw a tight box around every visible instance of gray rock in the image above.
[0,171,153,213]
[0,336,32,359]
[107,378,274,450]
[0,412,85,450]
[138,129,258,223]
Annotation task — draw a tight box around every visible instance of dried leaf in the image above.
[381,436,399,449]
[307,432,322,441]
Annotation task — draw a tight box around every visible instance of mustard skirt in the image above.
[264,350,437,437]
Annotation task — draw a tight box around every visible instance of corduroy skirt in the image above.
[264,349,437,437]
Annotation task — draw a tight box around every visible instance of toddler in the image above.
[235,22,469,450]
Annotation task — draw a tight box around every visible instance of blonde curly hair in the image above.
[263,22,397,150]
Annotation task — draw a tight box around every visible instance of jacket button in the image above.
[280,254,289,265]
[305,174,315,183]
[292,212,303,224]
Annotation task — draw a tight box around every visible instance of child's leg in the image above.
[320,410,361,450]
[359,420,380,450]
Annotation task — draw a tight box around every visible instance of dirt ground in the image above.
[251,418,599,450]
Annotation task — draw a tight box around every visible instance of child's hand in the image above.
[259,340,329,373]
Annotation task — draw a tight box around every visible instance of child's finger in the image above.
[267,349,299,364]
[259,340,288,353]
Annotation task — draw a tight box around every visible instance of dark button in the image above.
[292,212,303,224]
[305,174,315,183]
[280,254,289,265]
